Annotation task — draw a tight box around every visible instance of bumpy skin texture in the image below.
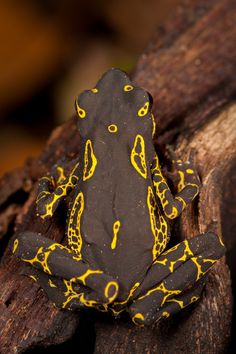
[12,69,225,326]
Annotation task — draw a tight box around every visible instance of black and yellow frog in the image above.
[12,69,225,326]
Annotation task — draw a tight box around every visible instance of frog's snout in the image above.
[104,281,119,303]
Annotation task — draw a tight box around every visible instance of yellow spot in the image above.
[108,124,118,133]
[162,311,170,318]
[130,134,147,179]
[191,296,199,303]
[29,275,37,282]
[91,88,98,93]
[48,279,57,288]
[124,85,133,91]
[186,169,194,174]
[138,102,149,117]
[75,101,86,118]
[111,221,121,249]
[104,281,119,303]
[132,312,145,326]
[12,239,19,254]
[83,140,97,181]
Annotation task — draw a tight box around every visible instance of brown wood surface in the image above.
[0,0,235,352]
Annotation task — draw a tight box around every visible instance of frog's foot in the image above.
[128,232,225,326]
[166,145,201,192]
[26,269,114,311]
[12,232,119,306]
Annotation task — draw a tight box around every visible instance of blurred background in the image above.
[0,0,180,176]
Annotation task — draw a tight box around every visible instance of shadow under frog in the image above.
[12,68,225,326]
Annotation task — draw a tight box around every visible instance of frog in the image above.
[12,68,225,326]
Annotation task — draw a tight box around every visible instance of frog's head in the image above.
[75,68,154,141]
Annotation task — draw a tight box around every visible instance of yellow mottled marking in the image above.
[147,186,168,260]
[112,282,140,310]
[186,169,194,174]
[29,275,37,282]
[191,257,216,281]
[138,102,149,116]
[108,124,118,133]
[22,246,52,275]
[166,298,184,309]
[83,140,97,181]
[12,239,19,254]
[72,269,103,286]
[138,282,181,308]
[124,85,133,91]
[75,101,86,118]
[91,88,98,93]
[36,163,79,219]
[130,134,147,179]
[67,192,84,256]
[111,221,121,250]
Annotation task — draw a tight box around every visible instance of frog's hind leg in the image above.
[128,232,225,326]
[12,231,119,306]
[27,269,108,311]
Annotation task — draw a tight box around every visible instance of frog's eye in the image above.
[123,85,134,92]
[75,101,86,118]
[138,102,149,117]
[108,124,118,133]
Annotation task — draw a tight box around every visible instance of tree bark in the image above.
[0,0,235,353]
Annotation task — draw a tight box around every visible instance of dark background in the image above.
[0,0,179,176]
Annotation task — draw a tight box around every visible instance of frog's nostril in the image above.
[108,124,118,133]
[104,281,119,303]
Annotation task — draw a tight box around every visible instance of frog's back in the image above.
[74,69,168,296]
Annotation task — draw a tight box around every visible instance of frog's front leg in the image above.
[36,161,80,219]
[12,232,119,307]
[128,232,225,326]
[152,149,201,219]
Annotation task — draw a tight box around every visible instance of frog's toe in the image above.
[128,306,153,326]
[73,275,119,304]
[129,275,207,326]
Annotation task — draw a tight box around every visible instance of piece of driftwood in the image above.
[0,0,235,352]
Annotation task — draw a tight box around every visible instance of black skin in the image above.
[12,69,225,326]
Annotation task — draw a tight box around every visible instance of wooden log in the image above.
[0,0,235,352]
